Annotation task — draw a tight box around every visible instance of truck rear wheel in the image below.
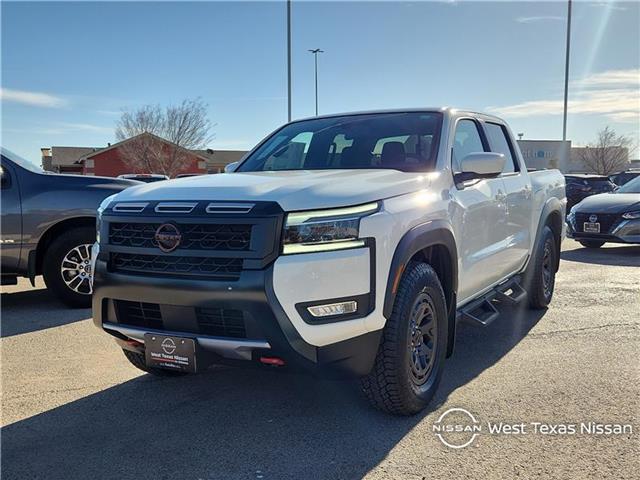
[526,225,558,310]
[42,226,95,308]
[122,349,188,377]
[361,262,448,415]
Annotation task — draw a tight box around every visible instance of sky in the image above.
[1,0,639,165]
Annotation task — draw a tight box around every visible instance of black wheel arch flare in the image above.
[383,220,458,357]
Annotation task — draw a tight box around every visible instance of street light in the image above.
[562,0,572,143]
[308,48,324,116]
[287,0,292,122]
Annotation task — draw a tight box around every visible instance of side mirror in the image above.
[224,161,239,173]
[456,152,506,182]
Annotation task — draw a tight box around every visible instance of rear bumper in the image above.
[92,255,381,378]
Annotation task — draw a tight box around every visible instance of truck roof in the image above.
[290,107,506,125]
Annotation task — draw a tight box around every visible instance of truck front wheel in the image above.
[42,226,95,308]
[361,262,448,415]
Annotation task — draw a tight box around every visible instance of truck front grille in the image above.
[100,200,283,280]
[110,253,243,280]
[113,301,247,338]
[109,222,252,251]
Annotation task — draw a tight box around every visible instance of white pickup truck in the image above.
[92,108,565,415]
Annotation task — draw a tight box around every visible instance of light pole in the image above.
[562,0,572,143]
[287,0,292,122]
[308,48,324,116]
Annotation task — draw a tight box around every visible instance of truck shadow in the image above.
[1,288,91,338]
[560,244,640,267]
[1,304,545,480]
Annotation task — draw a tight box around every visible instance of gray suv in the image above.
[1,148,138,307]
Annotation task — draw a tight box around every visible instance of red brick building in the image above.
[79,133,208,177]
[42,133,246,177]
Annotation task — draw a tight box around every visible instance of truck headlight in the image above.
[622,210,640,220]
[96,194,117,243]
[282,202,379,254]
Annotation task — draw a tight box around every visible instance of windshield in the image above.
[0,147,45,174]
[237,112,443,173]
[616,176,640,193]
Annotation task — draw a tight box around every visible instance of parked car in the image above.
[117,173,169,183]
[92,109,565,415]
[0,148,139,306]
[609,170,640,187]
[565,174,617,212]
[175,173,203,178]
[567,175,640,248]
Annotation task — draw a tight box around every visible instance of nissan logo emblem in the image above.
[155,223,182,253]
[161,338,177,355]
[589,214,598,223]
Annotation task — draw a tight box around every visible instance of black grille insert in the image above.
[115,300,163,330]
[196,307,247,338]
[109,223,252,251]
[110,253,243,280]
[575,213,621,234]
[113,301,247,339]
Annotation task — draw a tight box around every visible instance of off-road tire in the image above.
[42,226,95,308]
[361,262,448,416]
[526,225,558,309]
[579,240,605,249]
[122,349,188,377]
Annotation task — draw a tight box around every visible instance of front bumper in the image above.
[566,217,640,244]
[92,249,382,378]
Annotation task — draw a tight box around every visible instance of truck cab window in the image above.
[484,122,519,173]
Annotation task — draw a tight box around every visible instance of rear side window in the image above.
[484,122,519,173]
[452,119,485,173]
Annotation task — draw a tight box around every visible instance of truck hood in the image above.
[37,170,140,190]
[113,169,433,211]
[574,192,640,214]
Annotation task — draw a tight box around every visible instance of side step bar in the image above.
[458,276,526,327]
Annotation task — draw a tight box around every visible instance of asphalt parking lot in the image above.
[1,239,639,480]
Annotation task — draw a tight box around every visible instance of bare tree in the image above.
[575,127,634,175]
[115,99,214,177]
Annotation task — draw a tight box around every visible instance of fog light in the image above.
[307,301,357,317]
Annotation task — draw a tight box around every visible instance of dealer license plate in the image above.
[144,334,196,373]
[583,222,600,233]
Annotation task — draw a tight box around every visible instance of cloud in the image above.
[59,122,112,133]
[6,123,113,136]
[515,16,564,24]
[590,1,627,12]
[488,68,640,123]
[0,88,67,108]
[574,68,640,88]
[96,109,122,116]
